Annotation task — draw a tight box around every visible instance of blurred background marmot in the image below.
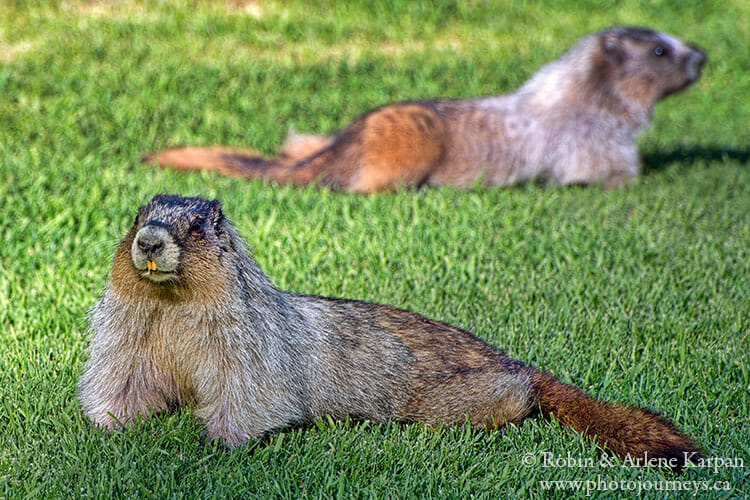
[144,27,706,192]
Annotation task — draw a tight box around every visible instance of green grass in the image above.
[1,0,748,498]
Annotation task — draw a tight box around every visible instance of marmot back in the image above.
[143,26,706,192]
[80,195,702,470]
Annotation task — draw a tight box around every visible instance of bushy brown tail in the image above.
[141,147,294,183]
[142,134,334,186]
[528,369,701,471]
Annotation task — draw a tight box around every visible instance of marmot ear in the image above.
[209,199,223,225]
[134,206,147,227]
[601,32,626,65]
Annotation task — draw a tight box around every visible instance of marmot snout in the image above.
[131,225,181,282]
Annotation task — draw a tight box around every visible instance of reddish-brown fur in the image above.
[142,103,448,192]
[527,370,700,468]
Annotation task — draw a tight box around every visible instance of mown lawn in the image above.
[1,1,748,498]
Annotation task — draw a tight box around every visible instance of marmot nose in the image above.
[137,234,165,256]
[688,45,707,67]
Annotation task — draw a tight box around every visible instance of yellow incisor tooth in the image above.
[147,260,156,271]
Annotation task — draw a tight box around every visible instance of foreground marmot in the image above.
[79,195,701,469]
[143,26,705,192]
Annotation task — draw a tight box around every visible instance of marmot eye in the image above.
[653,46,664,56]
[190,219,204,232]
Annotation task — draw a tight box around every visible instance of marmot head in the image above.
[598,27,706,103]
[112,194,236,299]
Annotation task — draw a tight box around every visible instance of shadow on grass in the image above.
[642,147,750,174]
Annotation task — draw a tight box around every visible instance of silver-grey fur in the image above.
[78,195,533,445]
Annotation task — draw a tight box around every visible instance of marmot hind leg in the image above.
[350,103,448,193]
[397,370,535,429]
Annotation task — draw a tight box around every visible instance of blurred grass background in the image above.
[0,1,748,497]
